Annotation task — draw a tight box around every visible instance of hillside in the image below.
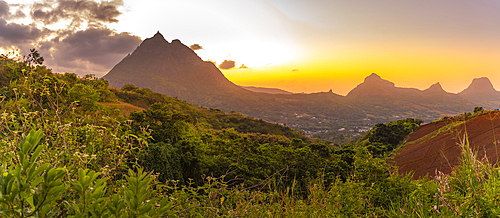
[394,111,500,179]
[110,83,312,142]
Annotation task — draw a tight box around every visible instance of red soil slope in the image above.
[394,111,500,179]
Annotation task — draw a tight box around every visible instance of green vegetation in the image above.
[1,53,499,216]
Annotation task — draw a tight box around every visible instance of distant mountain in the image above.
[104,32,249,108]
[240,86,293,94]
[346,73,472,119]
[458,77,500,109]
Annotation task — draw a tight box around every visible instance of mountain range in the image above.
[103,32,500,141]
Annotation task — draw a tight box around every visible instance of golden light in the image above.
[0,46,22,59]
[229,40,297,68]
[195,39,299,70]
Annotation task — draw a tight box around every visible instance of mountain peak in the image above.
[460,77,497,94]
[363,73,394,87]
[153,31,165,39]
[458,77,500,108]
[346,73,395,97]
[140,31,169,47]
[365,73,381,80]
[471,77,495,90]
[424,82,445,93]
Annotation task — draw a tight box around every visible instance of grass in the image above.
[100,102,145,117]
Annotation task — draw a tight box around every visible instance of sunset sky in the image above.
[1,0,500,95]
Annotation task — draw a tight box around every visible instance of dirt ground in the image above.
[393,111,500,179]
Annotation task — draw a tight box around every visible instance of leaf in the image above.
[48,186,65,196]
[31,176,44,188]
[29,142,47,164]
[27,163,49,182]
[27,195,35,209]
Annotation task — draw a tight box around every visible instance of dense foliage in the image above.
[1,53,499,217]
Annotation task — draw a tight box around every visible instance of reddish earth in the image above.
[393,111,500,179]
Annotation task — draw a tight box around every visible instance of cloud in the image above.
[189,44,203,50]
[31,0,123,27]
[0,1,8,18]
[0,18,50,45]
[11,9,26,19]
[0,1,26,20]
[218,60,235,70]
[239,64,248,69]
[0,0,140,77]
[292,69,299,72]
[43,28,141,75]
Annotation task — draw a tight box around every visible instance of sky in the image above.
[1,0,500,95]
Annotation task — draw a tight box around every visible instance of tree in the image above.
[24,48,44,67]
[474,106,484,114]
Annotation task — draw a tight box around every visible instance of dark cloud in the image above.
[0,1,8,18]
[11,9,26,19]
[31,0,123,27]
[218,60,235,70]
[239,64,248,69]
[189,44,203,50]
[0,1,26,20]
[0,18,50,44]
[0,0,140,77]
[50,28,140,65]
[39,28,141,75]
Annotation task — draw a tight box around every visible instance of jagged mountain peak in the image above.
[141,31,169,45]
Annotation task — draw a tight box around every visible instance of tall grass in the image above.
[387,134,500,217]
[163,135,500,217]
